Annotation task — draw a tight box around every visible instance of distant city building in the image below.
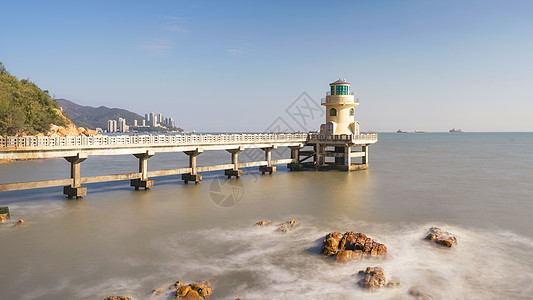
[95,128,103,134]
[142,119,146,126]
[133,120,138,127]
[117,118,129,133]
[107,120,117,133]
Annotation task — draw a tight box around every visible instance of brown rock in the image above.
[176,285,191,297]
[255,220,272,227]
[425,227,457,247]
[334,250,362,263]
[13,219,25,228]
[104,297,131,300]
[321,232,342,256]
[0,215,6,224]
[276,219,299,233]
[322,231,387,260]
[184,290,203,300]
[387,282,401,287]
[360,267,386,289]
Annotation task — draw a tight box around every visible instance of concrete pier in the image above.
[0,133,377,197]
[259,146,277,174]
[225,147,244,179]
[63,153,87,198]
[130,150,154,190]
[182,149,203,184]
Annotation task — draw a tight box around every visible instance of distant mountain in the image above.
[55,98,144,130]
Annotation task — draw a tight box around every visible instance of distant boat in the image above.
[415,130,428,133]
[449,128,463,133]
[397,129,407,133]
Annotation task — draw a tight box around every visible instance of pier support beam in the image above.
[362,145,369,165]
[225,147,244,179]
[130,150,154,190]
[344,145,352,170]
[259,146,277,175]
[287,145,303,170]
[63,153,87,199]
[182,149,203,184]
[335,146,345,165]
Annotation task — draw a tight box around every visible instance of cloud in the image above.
[141,39,173,55]
[227,49,245,55]
[162,16,189,33]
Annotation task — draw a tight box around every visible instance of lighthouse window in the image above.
[335,85,348,95]
[330,86,334,95]
[330,108,337,116]
[350,108,354,116]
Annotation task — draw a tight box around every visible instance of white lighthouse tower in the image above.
[320,79,359,136]
[290,78,377,171]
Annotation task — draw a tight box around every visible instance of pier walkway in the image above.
[0,133,377,198]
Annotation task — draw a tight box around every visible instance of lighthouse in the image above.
[289,78,377,171]
[320,79,359,135]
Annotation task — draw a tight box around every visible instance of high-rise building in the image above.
[142,119,146,127]
[133,120,138,127]
[117,118,128,133]
[107,120,117,133]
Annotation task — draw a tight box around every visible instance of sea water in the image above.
[1,133,532,299]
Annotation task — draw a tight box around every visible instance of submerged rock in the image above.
[13,219,25,228]
[425,227,457,247]
[255,220,272,227]
[387,281,402,287]
[359,267,386,290]
[409,289,433,300]
[321,231,387,262]
[152,281,184,296]
[104,297,131,300]
[172,280,214,299]
[276,219,299,233]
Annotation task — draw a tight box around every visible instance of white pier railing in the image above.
[0,133,309,148]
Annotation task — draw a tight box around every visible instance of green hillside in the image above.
[55,98,145,130]
[0,62,66,136]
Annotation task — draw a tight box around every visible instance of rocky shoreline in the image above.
[100,221,457,300]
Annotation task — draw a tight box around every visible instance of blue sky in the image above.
[1,0,532,132]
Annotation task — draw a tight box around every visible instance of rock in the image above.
[173,280,214,299]
[184,290,203,300]
[322,232,343,256]
[276,219,299,233]
[255,220,272,227]
[13,219,25,228]
[334,250,363,263]
[176,286,191,297]
[152,288,167,296]
[359,267,386,289]
[387,281,401,287]
[0,215,6,224]
[425,227,457,247]
[321,231,387,261]
[104,297,131,300]
[409,289,433,300]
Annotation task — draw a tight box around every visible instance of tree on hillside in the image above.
[0,62,66,136]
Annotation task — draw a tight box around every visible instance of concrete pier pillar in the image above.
[316,144,326,169]
[182,149,203,184]
[259,146,277,174]
[63,153,88,198]
[225,147,244,179]
[288,146,303,170]
[344,145,352,171]
[130,150,154,190]
[335,146,345,165]
[362,145,368,165]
